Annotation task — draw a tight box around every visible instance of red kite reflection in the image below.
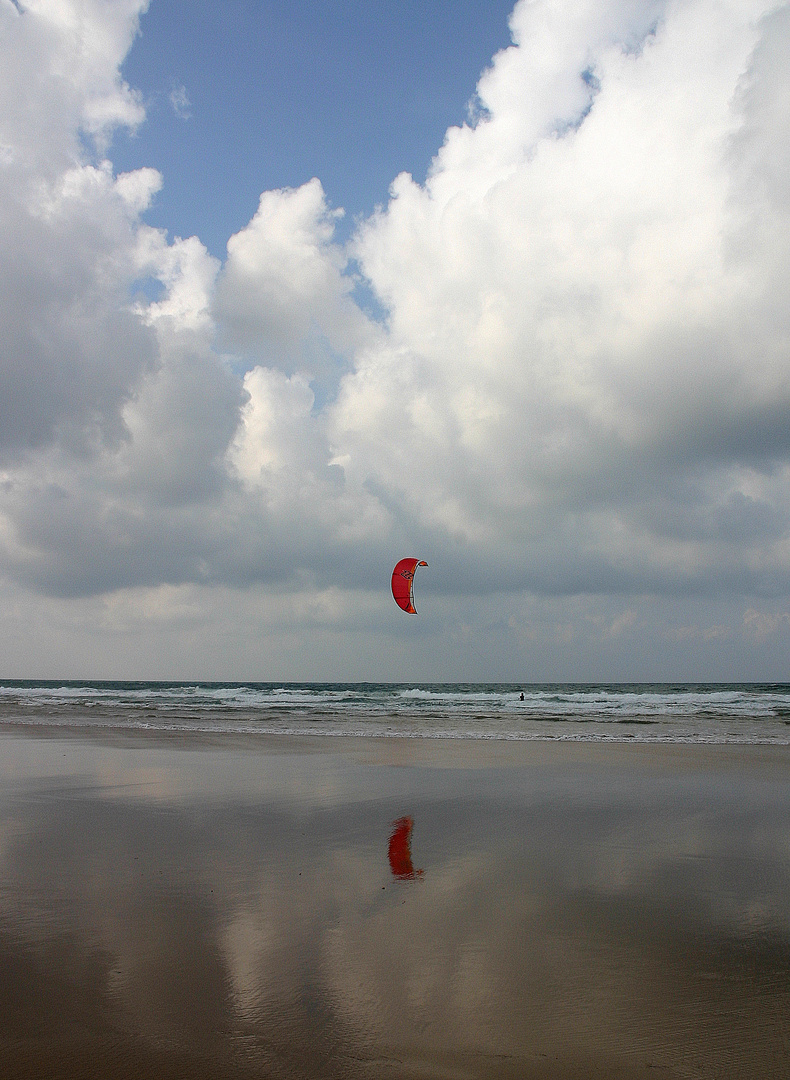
[388,816,423,879]
[391,558,428,614]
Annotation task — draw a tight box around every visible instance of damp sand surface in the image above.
[1,729,789,1079]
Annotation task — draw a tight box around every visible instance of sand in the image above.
[1,728,789,1079]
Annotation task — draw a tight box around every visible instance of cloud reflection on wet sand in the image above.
[1,734,789,1078]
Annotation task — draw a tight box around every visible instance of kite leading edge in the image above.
[391,558,428,614]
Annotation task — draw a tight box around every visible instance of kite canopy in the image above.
[391,557,428,614]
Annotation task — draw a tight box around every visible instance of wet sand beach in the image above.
[1,729,789,1079]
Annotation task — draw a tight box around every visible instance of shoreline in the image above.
[3,716,790,748]
[3,717,790,761]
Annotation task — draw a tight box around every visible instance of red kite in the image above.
[391,558,428,614]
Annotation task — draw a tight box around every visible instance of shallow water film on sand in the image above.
[1,732,789,1079]
[2,681,790,742]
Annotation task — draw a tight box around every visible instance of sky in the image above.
[1,0,789,681]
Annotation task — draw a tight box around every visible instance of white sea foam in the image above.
[0,682,789,743]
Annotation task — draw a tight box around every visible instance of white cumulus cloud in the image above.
[1,0,789,677]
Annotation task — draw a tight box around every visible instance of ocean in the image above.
[1,680,789,743]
